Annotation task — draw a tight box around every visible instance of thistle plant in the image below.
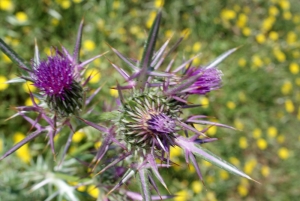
[87,11,257,200]
[0,19,105,162]
[0,9,258,201]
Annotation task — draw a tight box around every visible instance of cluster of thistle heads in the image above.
[0,11,256,200]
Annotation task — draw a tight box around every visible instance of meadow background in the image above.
[0,0,299,200]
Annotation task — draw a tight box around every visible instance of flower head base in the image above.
[119,91,180,151]
[32,51,83,116]
[183,66,223,95]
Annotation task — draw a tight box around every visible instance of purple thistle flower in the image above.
[33,52,75,97]
[0,19,105,162]
[32,50,83,116]
[182,66,223,95]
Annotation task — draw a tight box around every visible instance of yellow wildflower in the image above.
[273,49,286,62]
[219,169,229,180]
[76,185,86,192]
[237,13,248,28]
[257,138,267,150]
[203,160,212,167]
[73,0,83,3]
[283,11,292,20]
[194,124,204,132]
[51,18,59,26]
[207,126,217,136]
[289,62,299,74]
[286,31,297,45]
[73,130,85,143]
[237,184,248,197]
[170,145,181,158]
[238,58,247,67]
[59,0,71,9]
[229,157,240,166]
[181,28,191,38]
[242,27,251,36]
[85,69,101,84]
[244,158,256,174]
[192,42,202,53]
[2,53,12,63]
[174,190,190,201]
[112,0,120,9]
[200,97,209,108]
[206,191,217,201]
[234,119,244,130]
[87,185,100,199]
[191,181,202,193]
[13,132,31,163]
[256,33,266,44]
[261,165,270,177]
[278,147,289,159]
[154,0,164,8]
[261,17,275,32]
[0,0,14,11]
[226,101,236,109]
[269,5,279,16]
[129,25,140,35]
[239,137,248,149]
[164,30,173,38]
[110,89,119,97]
[220,9,236,20]
[285,99,294,113]
[44,47,52,56]
[15,11,28,23]
[279,0,290,10]
[146,11,157,29]
[269,31,279,41]
[22,81,37,93]
[252,55,263,68]
[252,128,261,139]
[25,97,40,106]
[97,18,105,30]
[0,76,9,91]
[83,40,96,52]
[94,141,102,149]
[281,81,292,94]
[193,57,201,66]
[267,126,277,138]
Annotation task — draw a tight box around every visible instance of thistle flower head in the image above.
[32,50,83,116]
[183,66,223,95]
[119,91,180,151]
[33,52,75,96]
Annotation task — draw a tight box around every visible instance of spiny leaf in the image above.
[136,11,162,91]
[138,168,151,201]
[0,38,31,72]
[205,47,239,69]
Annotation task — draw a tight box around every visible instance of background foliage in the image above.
[0,0,299,200]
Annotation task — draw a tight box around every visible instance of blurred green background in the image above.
[0,0,299,200]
